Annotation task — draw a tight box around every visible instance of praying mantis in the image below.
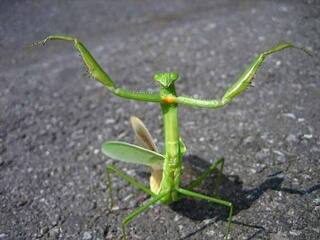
[35,35,308,239]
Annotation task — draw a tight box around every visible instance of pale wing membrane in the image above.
[101,141,163,169]
[149,169,163,194]
[130,116,158,152]
[130,116,162,194]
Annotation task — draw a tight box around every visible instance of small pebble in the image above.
[0,234,7,239]
[302,134,313,139]
[111,205,119,211]
[49,227,60,238]
[286,134,297,143]
[282,113,296,119]
[174,215,181,222]
[93,149,99,155]
[313,198,320,206]
[270,232,289,240]
[273,150,286,162]
[206,229,215,236]
[82,231,92,240]
[279,5,289,12]
[276,60,282,67]
[243,136,255,145]
[289,230,301,236]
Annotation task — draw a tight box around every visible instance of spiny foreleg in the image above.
[176,43,310,108]
[34,35,161,102]
[222,43,309,103]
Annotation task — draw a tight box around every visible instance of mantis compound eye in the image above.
[170,72,179,81]
[153,73,162,82]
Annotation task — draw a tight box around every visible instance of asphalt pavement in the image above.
[0,0,319,239]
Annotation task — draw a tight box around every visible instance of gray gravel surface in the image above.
[1,0,319,239]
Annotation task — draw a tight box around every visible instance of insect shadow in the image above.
[169,154,272,220]
[164,155,319,239]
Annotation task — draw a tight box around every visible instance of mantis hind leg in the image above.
[106,164,155,208]
[188,157,224,196]
[121,191,169,240]
[176,187,233,240]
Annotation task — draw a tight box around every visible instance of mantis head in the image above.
[153,72,179,87]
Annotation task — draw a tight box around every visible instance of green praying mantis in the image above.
[34,35,308,239]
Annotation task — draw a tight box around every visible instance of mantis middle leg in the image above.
[176,187,233,240]
[188,157,224,197]
[106,164,155,208]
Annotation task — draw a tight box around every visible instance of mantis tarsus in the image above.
[35,35,308,239]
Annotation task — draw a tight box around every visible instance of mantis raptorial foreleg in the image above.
[121,191,169,240]
[34,35,161,102]
[176,43,309,109]
[176,188,233,240]
[188,157,224,196]
[106,164,155,208]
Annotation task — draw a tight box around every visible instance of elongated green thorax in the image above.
[159,83,181,203]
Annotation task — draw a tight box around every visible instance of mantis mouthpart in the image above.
[35,34,309,239]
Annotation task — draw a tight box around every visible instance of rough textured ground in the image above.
[0,0,319,239]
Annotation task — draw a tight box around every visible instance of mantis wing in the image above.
[130,116,187,156]
[101,141,164,170]
[130,116,163,194]
[130,116,158,152]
